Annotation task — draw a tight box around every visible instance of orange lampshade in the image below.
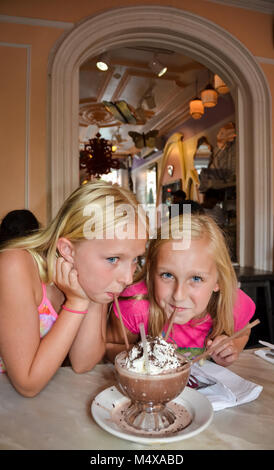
[214,74,229,94]
[189,98,204,119]
[201,84,218,108]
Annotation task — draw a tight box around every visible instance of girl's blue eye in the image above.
[192,275,203,282]
[161,272,174,280]
[107,257,119,264]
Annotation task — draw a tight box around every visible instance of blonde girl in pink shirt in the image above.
[0,181,146,396]
[106,214,255,366]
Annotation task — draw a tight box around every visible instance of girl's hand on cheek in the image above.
[54,257,89,303]
[206,335,239,367]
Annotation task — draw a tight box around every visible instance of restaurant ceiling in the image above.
[79,45,209,158]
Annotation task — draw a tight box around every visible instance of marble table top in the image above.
[0,348,273,450]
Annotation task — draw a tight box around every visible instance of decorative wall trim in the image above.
[25,45,31,209]
[0,15,74,29]
[0,41,31,208]
[207,0,274,14]
[256,56,274,65]
[48,6,273,270]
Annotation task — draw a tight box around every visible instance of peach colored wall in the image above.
[0,22,65,223]
[1,0,273,58]
[0,0,273,225]
[0,45,26,212]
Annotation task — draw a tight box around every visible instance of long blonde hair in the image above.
[145,214,237,339]
[0,181,143,283]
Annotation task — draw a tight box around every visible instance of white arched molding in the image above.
[48,6,273,270]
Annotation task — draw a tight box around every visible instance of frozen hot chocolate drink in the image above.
[115,336,190,432]
[125,335,183,374]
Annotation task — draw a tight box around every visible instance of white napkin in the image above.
[190,360,263,411]
[254,349,274,364]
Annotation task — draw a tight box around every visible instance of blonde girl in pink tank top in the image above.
[0,181,147,395]
[107,214,255,367]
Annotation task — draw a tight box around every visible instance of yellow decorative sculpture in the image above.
[156,133,200,205]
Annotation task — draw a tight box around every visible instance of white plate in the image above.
[91,385,213,445]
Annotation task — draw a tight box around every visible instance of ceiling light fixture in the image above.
[96,53,110,71]
[214,74,229,94]
[80,132,120,178]
[200,71,218,107]
[189,79,204,120]
[201,83,218,108]
[149,55,167,77]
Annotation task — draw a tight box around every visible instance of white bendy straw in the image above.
[139,322,150,374]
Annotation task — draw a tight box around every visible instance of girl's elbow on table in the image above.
[11,377,45,398]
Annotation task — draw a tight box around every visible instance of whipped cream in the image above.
[125,336,182,375]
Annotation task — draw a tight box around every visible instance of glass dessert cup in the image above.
[115,350,190,432]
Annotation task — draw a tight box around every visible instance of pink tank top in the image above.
[0,283,58,373]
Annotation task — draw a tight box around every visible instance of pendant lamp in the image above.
[214,74,229,94]
[201,71,218,108]
[189,79,204,119]
[201,83,218,108]
[189,98,204,119]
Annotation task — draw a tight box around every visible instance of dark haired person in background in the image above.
[171,189,205,217]
[0,209,40,244]
[202,188,226,227]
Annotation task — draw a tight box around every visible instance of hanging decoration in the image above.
[189,79,204,120]
[201,83,218,108]
[102,100,137,124]
[200,70,218,108]
[189,72,230,119]
[214,74,229,94]
[189,97,204,119]
[79,132,120,178]
[128,130,159,149]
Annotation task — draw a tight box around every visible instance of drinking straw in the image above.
[164,307,177,340]
[190,318,260,365]
[139,322,150,374]
[114,295,129,351]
